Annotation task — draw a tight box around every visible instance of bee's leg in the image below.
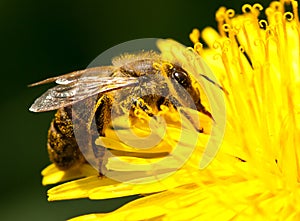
[194,98,213,119]
[132,97,155,117]
[87,94,112,176]
[156,96,173,111]
[166,95,206,133]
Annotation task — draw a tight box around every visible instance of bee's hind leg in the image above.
[87,94,113,177]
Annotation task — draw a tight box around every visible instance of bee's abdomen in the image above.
[47,107,85,170]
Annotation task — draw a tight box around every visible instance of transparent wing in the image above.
[28,66,118,87]
[29,67,138,112]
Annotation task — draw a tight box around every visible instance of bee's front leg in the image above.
[167,95,205,133]
[131,97,155,117]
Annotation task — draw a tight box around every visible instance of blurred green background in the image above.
[0,0,272,220]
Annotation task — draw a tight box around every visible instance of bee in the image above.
[29,51,213,173]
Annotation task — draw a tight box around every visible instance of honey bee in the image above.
[29,51,213,173]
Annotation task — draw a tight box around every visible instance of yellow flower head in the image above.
[42,0,300,220]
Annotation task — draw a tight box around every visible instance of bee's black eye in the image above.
[172,70,189,88]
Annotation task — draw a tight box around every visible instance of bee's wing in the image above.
[28,66,118,87]
[29,71,138,112]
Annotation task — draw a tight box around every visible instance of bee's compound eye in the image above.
[172,70,189,88]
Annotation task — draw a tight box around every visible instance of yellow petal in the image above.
[47,176,119,201]
[41,164,97,185]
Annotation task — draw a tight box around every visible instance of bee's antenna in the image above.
[199,74,229,95]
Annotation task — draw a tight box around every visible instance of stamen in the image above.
[291,0,299,25]
[225,9,235,19]
[253,3,264,12]
[152,62,161,70]
[222,24,231,33]
[194,42,203,55]
[189,28,200,44]
[284,11,294,21]
[236,38,254,69]
[212,41,222,50]
[242,4,253,14]
[153,62,173,77]
[215,7,227,36]
[270,1,283,12]
[259,19,268,29]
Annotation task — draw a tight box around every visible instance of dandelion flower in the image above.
[42,0,300,220]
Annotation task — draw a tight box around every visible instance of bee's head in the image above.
[133,61,212,120]
[165,64,211,117]
[168,65,191,88]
